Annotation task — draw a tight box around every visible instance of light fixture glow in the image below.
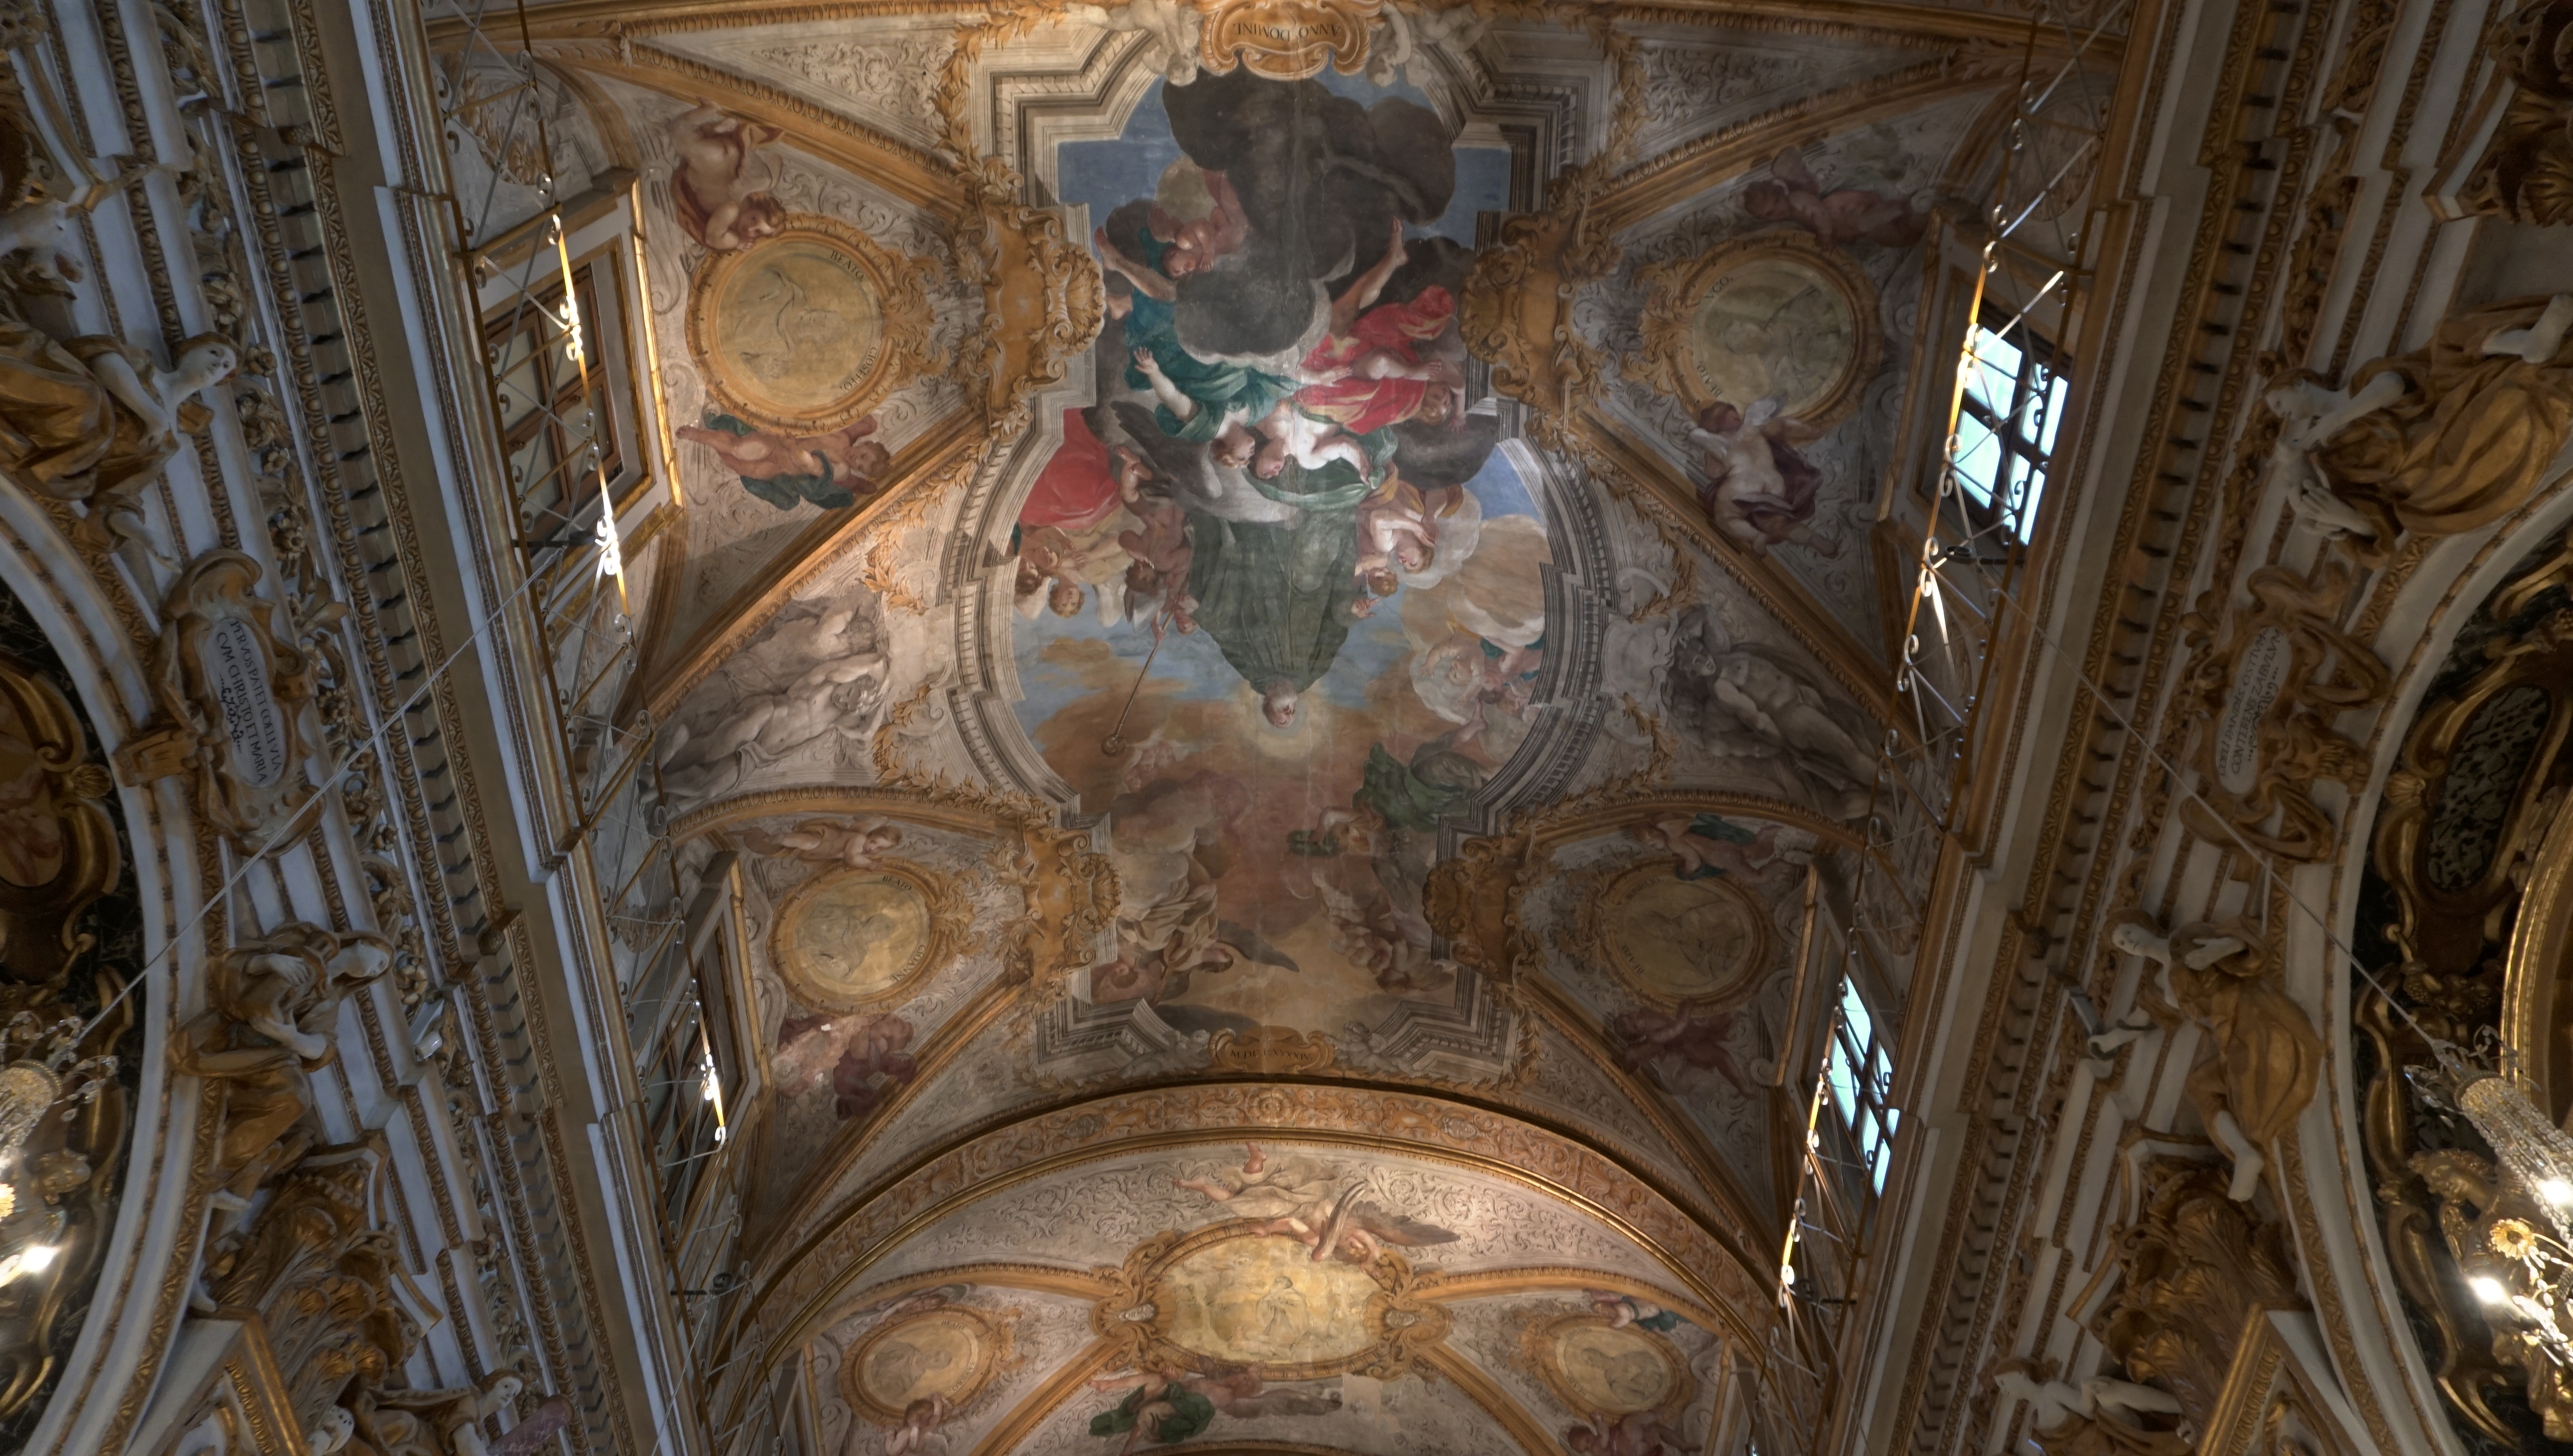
[0,1244,58,1286]
[2540,1178,2573,1207]
[2472,1275,2510,1306]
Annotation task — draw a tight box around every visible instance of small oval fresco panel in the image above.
[1161,1233,1381,1372]
[688,217,897,431]
[1600,861,1774,1008]
[848,1307,995,1420]
[1552,1323,1678,1415]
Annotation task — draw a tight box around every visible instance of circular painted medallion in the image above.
[1688,253,1861,421]
[1550,1322,1680,1415]
[1599,861,1774,1008]
[772,868,933,1012]
[686,216,907,431]
[846,1307,998,1421]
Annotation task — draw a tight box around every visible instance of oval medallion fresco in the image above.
[846,1307,997,1421]
[773,868,931,1011]
[1551,1323,1677,1415]
[1600,861,1774,1007]
[688,217,894,430]
[1688,252,1861,422]
[1161,1233,1382,1371]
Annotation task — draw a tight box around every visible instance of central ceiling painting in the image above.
[1008,63,1540,1083]
[481,0,2032,1447]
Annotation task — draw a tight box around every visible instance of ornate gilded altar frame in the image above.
[768,855,975,1015]
[683,212,938,434]
[1628,229,1884,430]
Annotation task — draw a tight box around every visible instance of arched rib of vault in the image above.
[717,1111,1785,1420]
[743,1048,1771,1280]
[745,1082,1778,1304]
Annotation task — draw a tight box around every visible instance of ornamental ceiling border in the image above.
[733,1086,1784,1370]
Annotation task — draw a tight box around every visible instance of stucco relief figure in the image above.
[1175,1142,1459,1264]
[2284,294,2573,543]
[0,315,237,504]
[657,598,888,806]
[2108,916,2321,1200]
[1066,0,1206,85]
[175,924,392,1210]
[677,410,890,511]
[356,1373,526,1456]
[1744,146,1929,249]
[1663,605,1879,818]
[738,815,903,869]
[1690,399,1838,557]
[667,103,788,252]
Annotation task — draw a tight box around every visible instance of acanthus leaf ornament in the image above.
[955,157,1104,444]
[1461,169,1621,456]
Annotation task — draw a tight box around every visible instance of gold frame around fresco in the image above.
[1092,1222,1452,1383]
[1518,1311,1696,1424]
[768,857,972,1015]
[1628,230,1881,429]
[841,1303,1012,1424]
[1572,858,1777,1011]
[683,213,937,434]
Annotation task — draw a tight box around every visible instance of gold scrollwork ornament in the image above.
[2177,562,2389,862]
[120,550,317,846]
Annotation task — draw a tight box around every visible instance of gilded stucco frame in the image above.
[683,212,938,434]
[768,857,973,1015]
[840,1303,1012,1424]
[1628,229,1883,430]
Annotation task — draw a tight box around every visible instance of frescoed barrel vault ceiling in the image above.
[451,4,2100,1450]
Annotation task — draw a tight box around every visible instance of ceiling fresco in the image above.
[468,0,2027,1448]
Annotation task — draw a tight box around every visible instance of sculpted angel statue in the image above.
[2285,293,2573,544]
[2108,915,2321,1200]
